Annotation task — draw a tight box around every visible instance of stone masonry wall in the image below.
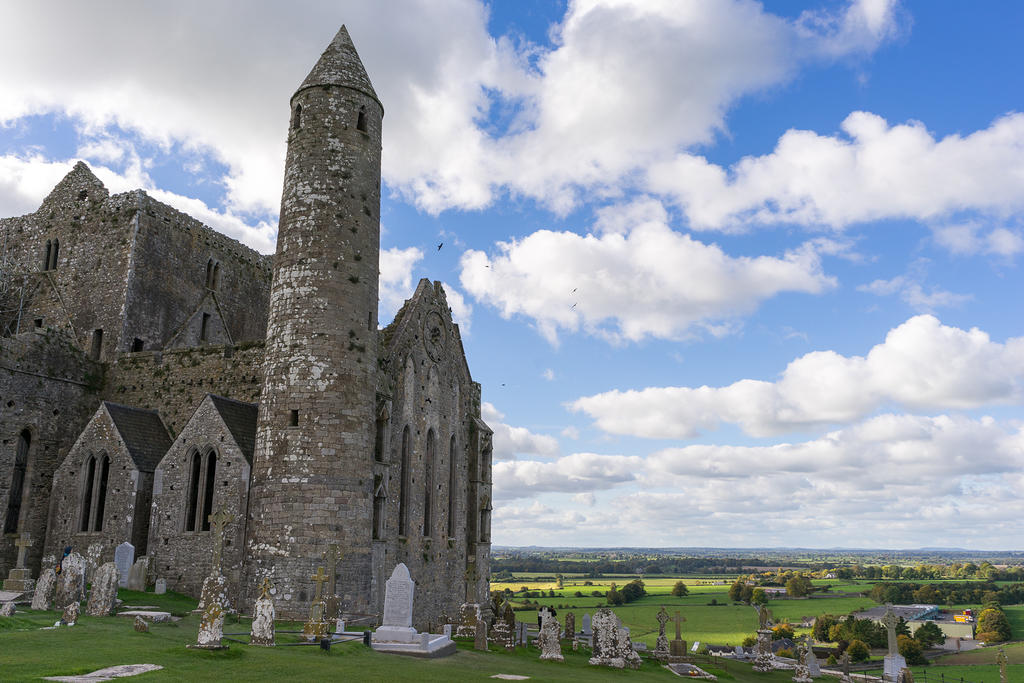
[0,329,102,575]
[104,344,264,438]
[148,397,251,604]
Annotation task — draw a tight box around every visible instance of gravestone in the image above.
[443,623,452,639]
[196,510,234,613]
[805,639,821,677]
[617,625,642,669]
[189,602,227,650]
[654,606,671,661]
[754,628,775,672]
[55,552,86,608]
[322,543,342,622]
[134,615,149,633]
[0,601,14,616]
[114,542,135,588]
[302,566,330,642]
[564,611,575,639]
[3,533,35,592]
[125,557,148,592]
[490,602,516,650]
[792,638,813,683]
[474,617,488,650]
[61,601,79,625]
[31,568,56,610]
[582,612,592,635]
[250,577,276,647]
[589,608,626,669]
[517,620,528,646]
[538,611,564,662]
[154,578,166,595]
[669,610,687,659]
[370,563,456,657]
[85,562,119,616]
[896,668,914,683]
[455,601,480,639]
[881,605,907,682]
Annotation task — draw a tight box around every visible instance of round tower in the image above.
[244,25,383,617]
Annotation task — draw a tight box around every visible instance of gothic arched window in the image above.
[447,434,457,538]
[79,455,96,532]
[398,426,410,536]
[3,429,31,534]
[78,452,109,532]
[185,447,217,532]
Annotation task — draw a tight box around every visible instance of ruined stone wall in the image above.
[0,329,101,575]
[377,280,492,630]
[44,408,149,568]
[0,165,137,361]
[123,196,271,352]
[148,398,251,604]
[104,344,264,437]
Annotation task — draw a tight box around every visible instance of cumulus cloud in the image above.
[859,275,971,311]
[933,222,1024,258]
[378,246,425,322]
[647,112,1024,232]
[493,452,644,500]
[460,199,835,344]
[440,282,473,336]
[482,402,560,461]
[570,315,1024,438]
[0,0,902,226]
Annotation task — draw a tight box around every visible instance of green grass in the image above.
[0,605,806,682]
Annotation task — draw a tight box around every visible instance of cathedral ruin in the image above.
[0,26,492,626]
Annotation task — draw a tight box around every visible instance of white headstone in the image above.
[114,542,135,588]
[154,578,166,595]
[382,563,414,628]
[691,641,700,652]
[582,612,592,635]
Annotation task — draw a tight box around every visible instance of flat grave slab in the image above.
[43,663,163,682]
[116,610,174,623]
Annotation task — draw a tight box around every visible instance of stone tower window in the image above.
[200,313,211,342]
[423,429,435,537]
[289,409,299,427]
[292,103,302,130]
[373,401,389,462]
[3,429,31,534]
[398,425,410,536]
[42,240,52,271]
[447,434,457,538]
[212,262,221,289]
[205,259,221,289]
[50,238,59,270]
[357,105,367,132]
[372,476,386,540]
[89,329,103,360]
[79,452,109,532]
[479,498,492,544]
[185,447,217,532]
[131,338,144,352]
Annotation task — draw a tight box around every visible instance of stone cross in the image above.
[311,566,329,604]
[14,533,32,568]
[208,508,234,574]
[258,577,273,601]
[882,604,899,656]
[464,562,477,601]
[322,543,341,596]
[656,607,670,638]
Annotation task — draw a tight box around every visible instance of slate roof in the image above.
[103,402,172,472]
[296,25,380,105]
[208,394,258,464]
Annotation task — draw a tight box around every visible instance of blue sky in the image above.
[2,1,1023,549]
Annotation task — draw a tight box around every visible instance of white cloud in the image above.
[482,402,560,461]
[460,199,834,344]
[570,315,1024,438]
[542,368,555,381]
[0,1,902,223]
[440,281,473,336]
[493,452,643,500]
[859,275,971,311]
[933,222,1024,258]
[647,112,1024,232]
[379,246,424,322]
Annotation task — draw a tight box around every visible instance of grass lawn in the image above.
[1,600,806,682]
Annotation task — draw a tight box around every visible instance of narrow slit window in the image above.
[398,426,410,536]
[289,409,299,427]
[206,259,214,288]
[292,103,302,130]
[423,429,435,537]
[89,329,103,360]
[447,435,457,537]
[212,262,220,290]
[50,239,59,270]
[200,313,211,342]
[80,455,96,532]
[356,106,367,132]
[43,240,52,271]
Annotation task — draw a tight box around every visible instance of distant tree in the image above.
[771,623,794,641]
[786,574,813,598]
[574,591,583,598]
[729,579,745,602]
[978,608,1012,641]
[846,639,870,663]
[621,579,646,603]
[672,581,689,597]
[913,622,944,648]
[897,634,928,666]
[813,615,839,642]
[896,617,911,638]
[607,583,624,606]
[742,635,757,648]
[556,574,564,589]
[751,588,767,605]
[740,585,754,604]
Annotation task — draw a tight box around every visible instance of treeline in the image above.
[491,556,752,576]
[869,581,1024,607]
[830,562,1024,581]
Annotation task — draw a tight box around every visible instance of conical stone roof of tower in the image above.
[296,25,380,106]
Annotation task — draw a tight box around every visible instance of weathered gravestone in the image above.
[114,542,135,588]
[654,606,671,661]
[805,638,821,677]
[301,566,329,642]
[55,552,86,609]
[455,601,480,639]
[31,568,56,610]
[669,610,688,659]
[189,602,227,650]
[196,509,233,614]
[126,557,148,592]
[154,578,166,595]
[490,601,516,650]
[564,611,575,640]
[3,533,35,592]
[250,577,276,647]
[589,608,640,669]
[134,615,149,633]
[792,639,813,683]
[582,612,592,636]
[538,611,564,662]
[85,562,119,616]
[61,600,79,626]
[474,617,488,651]
[0,601,14,616]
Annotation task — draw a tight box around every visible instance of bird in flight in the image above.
[437,242,444,251]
